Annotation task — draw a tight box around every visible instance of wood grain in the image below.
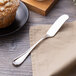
[0,0,76,76]
[22,0,58,16]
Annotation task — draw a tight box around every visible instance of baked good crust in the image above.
[0,0,19,28]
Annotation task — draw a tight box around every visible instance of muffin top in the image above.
[0,0,19,18]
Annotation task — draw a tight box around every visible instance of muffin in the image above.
[0,0,19,28]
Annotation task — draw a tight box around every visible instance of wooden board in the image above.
[21,0,58,16]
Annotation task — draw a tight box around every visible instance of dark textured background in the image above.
[0,0,76,76]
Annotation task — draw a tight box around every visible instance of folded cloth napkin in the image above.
[29,21,76,76]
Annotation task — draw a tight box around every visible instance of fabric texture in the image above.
[29,21,76,76]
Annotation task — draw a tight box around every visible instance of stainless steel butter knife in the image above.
[13,14,69,66]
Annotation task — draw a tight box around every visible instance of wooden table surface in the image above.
[0,0,76,76]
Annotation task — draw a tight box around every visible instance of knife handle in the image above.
[12,35,47,66]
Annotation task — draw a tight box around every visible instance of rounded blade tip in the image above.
[62,14,69,19]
